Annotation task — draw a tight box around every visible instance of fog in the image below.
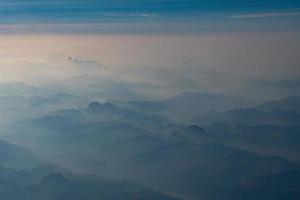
[0,1,300,198]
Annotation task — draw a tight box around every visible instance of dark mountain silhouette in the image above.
[255,96,300,113]
[167,92,252,112]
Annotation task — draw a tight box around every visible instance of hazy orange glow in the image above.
[0,32,299,83]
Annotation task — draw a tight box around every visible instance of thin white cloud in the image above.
[101,12,157,17]
[229,12,300,19]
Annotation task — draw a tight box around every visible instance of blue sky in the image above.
[1,0,300,23]
[0,0,299,34]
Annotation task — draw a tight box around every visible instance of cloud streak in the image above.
[229,12,300,19]
[101,13,157,18]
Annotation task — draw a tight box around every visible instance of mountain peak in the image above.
[41,173,70,186]
[86,101,119,112]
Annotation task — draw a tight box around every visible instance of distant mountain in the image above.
[85,101,123,114]
[132,141,300,199]
[165,92,254,122]
[104,134,167,157]
[29,93,90,109]
[90,87,145,102]
[169,125,208,143]
[84,101,165,125]
[255,96,300,113]
[118,100,169,117]
[0,140,37,169]
[86,79,161,102]
[242,78,300,101]
[205,123,300,161]
[0,164,35,191]
[115,100,188,123]
[10,102,162,171]
[227,108,300,125]
[195,107,300,126]
[0,92,91,129]
[233,170,300,200]
[8,99,300,199]
[192,96,300,160]
[13,101,165,133]
[0,82,37,97]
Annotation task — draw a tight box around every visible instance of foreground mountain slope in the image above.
[6,99,300,199]
[0,166,178,200]
[0,140,37,169]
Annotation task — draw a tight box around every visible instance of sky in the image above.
[0,0,299,85]
[1,0,300,33]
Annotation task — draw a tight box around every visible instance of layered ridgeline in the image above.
[3,95,300,200]
[0,139,178,200]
